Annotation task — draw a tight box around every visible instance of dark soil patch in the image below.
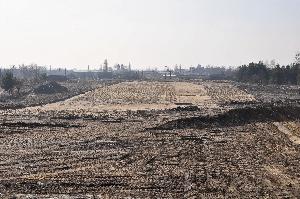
[34,81,68,94]
[170,106,200,112]
[152,104,300,130]
[1,121,83,128]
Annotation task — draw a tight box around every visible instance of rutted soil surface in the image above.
[0,80,300,198]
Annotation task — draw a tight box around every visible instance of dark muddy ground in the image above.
[154,104,300,130]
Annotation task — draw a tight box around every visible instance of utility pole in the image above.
[128,62,131,71]
[164,66,168,80]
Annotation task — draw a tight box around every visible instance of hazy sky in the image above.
[0,0,299,69]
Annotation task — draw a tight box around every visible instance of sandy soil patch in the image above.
[23,81,255,113]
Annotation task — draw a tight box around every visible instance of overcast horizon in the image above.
[0,0,300,69]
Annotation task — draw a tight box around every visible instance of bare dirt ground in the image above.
[0,80,300,198]
[24,81,254,113]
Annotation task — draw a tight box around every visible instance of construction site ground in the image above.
[0,80,300,198]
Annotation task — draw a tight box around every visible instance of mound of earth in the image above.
[154,104,300,130]
[170,105,200,112]
[34,81,68,94]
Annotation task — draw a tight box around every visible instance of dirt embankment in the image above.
[153,104,300,130]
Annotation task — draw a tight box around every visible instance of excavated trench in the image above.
[152,104,300,130]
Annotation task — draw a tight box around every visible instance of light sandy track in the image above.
[203,81,256,104]
[22,81,255,114]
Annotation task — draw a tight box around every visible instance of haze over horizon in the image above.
[0,0,299,69]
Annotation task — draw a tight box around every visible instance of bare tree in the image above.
[295,52,300,64]
[15,79,23,96]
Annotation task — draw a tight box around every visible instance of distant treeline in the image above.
[235,62,300,85]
